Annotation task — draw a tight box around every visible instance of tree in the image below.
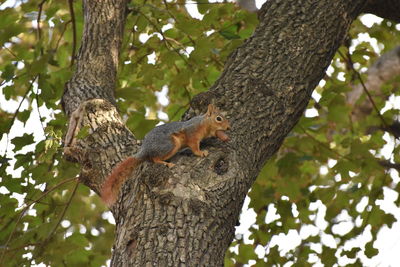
[1,0,400,266]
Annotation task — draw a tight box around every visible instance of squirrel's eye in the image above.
[216,116,223,122]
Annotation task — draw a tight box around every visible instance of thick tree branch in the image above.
[61,0,370,266]
[62,0,131,194]
[363,0,400,23]
[110,0,367,266]
[61,0,129,116]
[211,0,365,176]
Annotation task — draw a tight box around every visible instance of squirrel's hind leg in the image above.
[150,132,185,168]
[152,158,175,168]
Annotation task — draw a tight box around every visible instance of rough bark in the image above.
[61,0,130,194]
[61,0,128,116]
[61,0,369,266]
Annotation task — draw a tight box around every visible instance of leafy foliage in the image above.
[229,18,400,266]
[0,0,399,266]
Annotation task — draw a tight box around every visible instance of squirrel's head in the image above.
[205,104,230,141]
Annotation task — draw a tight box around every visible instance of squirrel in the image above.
[101,104,231,206]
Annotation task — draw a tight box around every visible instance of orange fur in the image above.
[101,104,230,207]
[101,157,142,206]
[186,123,208,156]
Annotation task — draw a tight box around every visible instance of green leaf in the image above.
[196,0,212,14]
[11,133,35,152]
[364,241,378,258]
[66,233,90,247]
[16,109,31,124]
[237,244,257,264]
[219,29,241,40]
[342,247,360,259]
[368,206,385,226]
[64,249,90,265]
[321,246,337,266]
[131,119,159,140]
[1,64,16,80]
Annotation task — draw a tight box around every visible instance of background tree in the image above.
[1,0,400,266]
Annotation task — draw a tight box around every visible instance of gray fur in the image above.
[135,115,206,160]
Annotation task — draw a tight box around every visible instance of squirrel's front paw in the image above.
[166,162,176,168]
[201,150,209,157]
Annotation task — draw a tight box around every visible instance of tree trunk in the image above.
[61,0,372,266]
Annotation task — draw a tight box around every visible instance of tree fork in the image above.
[61,0,372,266]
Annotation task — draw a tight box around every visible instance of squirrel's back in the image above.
[136,115,205,159]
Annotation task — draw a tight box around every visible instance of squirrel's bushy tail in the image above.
[101,157,142,206]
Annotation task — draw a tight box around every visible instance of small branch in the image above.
[2,76,38,158]
[363,0,400,23]
[367,122,400,139]
[137,10,211,87]
[169,1,226,5]
[162,0,224,69]
[44,180,79,243]
[7,77,36,127]
[161,0,196,46]
[338,50,389,128]
[2,45,19,59]
[35,91,45,135]
[54,20,71,52]
[37,0,47,41]
[353,67,388,127]
[169,103,190,121]
[0,177,78,261]
[2,243,41,255]
[301,125,400,177]
[299,126,352,162]
[67,0,77,67]
[379,160,400,172]
[0,72,27,88]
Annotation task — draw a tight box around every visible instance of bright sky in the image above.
[1,0,400,266]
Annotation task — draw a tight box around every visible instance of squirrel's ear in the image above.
[206,104,214,116]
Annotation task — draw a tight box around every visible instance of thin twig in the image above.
[37,0,47,41]
[379,160,400,172]
[299,125,352,162]
[137,10,211,87]
[22,154,59,210]
[168,1,225,5]
[138,11,186,61]
[54,20,71,52]
[170,103,190,121]
[338,50,389,128]
[123,0,147,62]
[67,0,77,67]
[0,177,78,261]
[0,72,27,88]
[2,76,38,158]
[44,180,79,242]
[35,91,45,135]
[2,243,41,254]
[2,45,19,59]
[162,0,195,46]
[360,173,388,229]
